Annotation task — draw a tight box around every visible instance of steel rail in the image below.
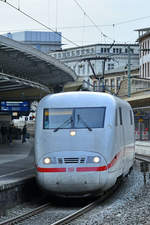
[50,182,120,225]
[0,203,50,225]
[50,201,99,225]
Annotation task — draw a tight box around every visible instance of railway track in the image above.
[0,203,50,225]
[0,181,120,225]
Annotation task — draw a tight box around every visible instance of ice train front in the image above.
[35,92,115,196]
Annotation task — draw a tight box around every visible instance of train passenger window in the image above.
[43,108,73,129]
[115,109,118,126]
[119,107,123,125]
[74,107,106,129]
[130,110,133,125]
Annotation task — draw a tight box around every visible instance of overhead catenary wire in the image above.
[0,0,80,47]
[57,14,150,29]
[115,15,150,26]
[72,0,113,41]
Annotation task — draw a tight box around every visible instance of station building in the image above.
[136,27,150,79]
[3,31,62,54]
[49,43,139,83]
[132,28,150,141]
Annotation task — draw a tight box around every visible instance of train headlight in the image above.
[86,156,101,163]
[93,156,100,163]
[43,157,51,164]
[70,130,76,136]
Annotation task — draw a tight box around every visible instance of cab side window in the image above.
[119,107,123,125]
[115,109,118,126]
[130,110,133,125]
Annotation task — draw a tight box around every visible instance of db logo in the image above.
[68,167,74,172]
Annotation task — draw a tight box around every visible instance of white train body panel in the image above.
[35,92,135,196]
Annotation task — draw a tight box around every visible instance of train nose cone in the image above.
[37,152,108,195]
[52,161,108,194]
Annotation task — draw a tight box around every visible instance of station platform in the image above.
[135,141,150,156]
[0,138,35,189]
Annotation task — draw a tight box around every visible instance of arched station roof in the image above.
[0,35,77,100]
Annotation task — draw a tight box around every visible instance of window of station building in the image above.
[147,40,149,54]
[113,48,119,54]
[142,64,144,78]
[144,41,146,55]
[104,48,107,53]
[101,48,104,53]
[81,49,84,55]
[104,79,109,88]
[144,65,147,78]
[142,43,144,56]
[76,50,80,56]
[71,51,75,57]
[107,48,110,53]
[108,63,114,70]
[116,48,119,54]
[117,77,121,88]
[111,79,115,88]
[119,48,122,54]
[86,49,90,54]
[62,52,66,58]
[58,53,61,59]
[148,62,150,77]
[119,107,123,125]
[66,52,70,57]
[130,48,134,54]
[125,48,128,54]
[91,48,94,53]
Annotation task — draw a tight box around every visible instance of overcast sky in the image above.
[0,0,150,48]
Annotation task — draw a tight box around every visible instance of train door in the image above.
[122,108,134,174]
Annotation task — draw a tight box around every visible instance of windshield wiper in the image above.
[77,114,92,131]
[53,116,73,132]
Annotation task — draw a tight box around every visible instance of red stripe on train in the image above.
[37,167,66,172]
[108,152,120,169]
[76,166,107,172]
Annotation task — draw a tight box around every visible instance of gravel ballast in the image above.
[69,160,150,225]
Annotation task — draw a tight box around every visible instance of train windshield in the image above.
[43,107,106,130]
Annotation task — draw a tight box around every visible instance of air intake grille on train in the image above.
[58,157,85,164]
[64,158,79,163]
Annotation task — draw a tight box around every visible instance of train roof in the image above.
[39,92,131,109]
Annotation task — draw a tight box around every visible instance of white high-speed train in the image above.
[35,92,135,197]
